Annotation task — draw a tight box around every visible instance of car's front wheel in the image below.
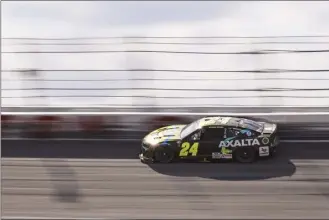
[234,147,256,163]
[153,147,175,163]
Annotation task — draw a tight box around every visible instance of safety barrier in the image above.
[2,112,329,139]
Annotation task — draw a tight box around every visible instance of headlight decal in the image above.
[262,137,270,145]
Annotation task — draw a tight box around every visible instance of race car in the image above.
[139,116,279,163]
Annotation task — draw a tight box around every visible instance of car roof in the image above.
[198,116,236,127]
[198,116,261,131]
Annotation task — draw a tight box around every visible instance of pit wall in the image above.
[2,113,329,139]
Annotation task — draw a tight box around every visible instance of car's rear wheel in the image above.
[153,147,175,163]
[234,147,256,163]
[269,146,278,157]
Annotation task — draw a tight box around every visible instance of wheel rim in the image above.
[155,150,173,163]
[241,150,251,159]
[236,148,254,162]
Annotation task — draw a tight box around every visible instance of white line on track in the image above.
[1,137,140,141]
[2,137,329,143]
[1,217,108,220]
[1,158,141,162]
[3,105,328,108]
[282,140,329,143]
[3,158,329,163]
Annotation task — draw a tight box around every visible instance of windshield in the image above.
[239,119,264,132]
[180,120,200,139]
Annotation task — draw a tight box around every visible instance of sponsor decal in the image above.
[212,152,222,159]
[162,130,178,135]
[259,146,270,156]
[262,137,270,145]
[221,147,232,154]
[212,146,233,159]
[218,139,260,148]
[221,154,232,159]
[209,126,224,129]
[212,152,232,159]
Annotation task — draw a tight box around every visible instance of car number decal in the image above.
[179,142,199,157]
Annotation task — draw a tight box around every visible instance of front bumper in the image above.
[139,153,154,163]
[140,140,155,163]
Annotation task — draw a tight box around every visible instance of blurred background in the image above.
[2,2,329,220]
[2,1,329,111]
[2,35,329,109]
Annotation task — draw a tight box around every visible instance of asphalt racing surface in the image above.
[2,139,329,219]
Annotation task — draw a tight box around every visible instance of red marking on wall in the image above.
[30,115,62,138]
[149,116,189,130]
[78,116,105,132]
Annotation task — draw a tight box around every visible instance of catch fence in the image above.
[2,35,329,108]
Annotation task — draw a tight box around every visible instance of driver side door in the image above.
[178,127,226,159]
[198,126,226,158]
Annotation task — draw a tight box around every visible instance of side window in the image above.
[225,127,257,138]
[226,127,241,138]
[240,129,259,138]
[190,130,202,141]
[201,127,225,141]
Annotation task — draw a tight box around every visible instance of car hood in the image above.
[143,124,186,145]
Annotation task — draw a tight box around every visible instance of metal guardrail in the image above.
[2,113,329,140]
[2,118,329,141]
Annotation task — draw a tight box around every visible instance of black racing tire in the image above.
[153,147,175,163]
[269,146,278,158]
[140,158,147,164]
[234,147,256,163]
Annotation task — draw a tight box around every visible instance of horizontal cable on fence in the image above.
[3,78,329,82]
[3,35,329,40]
[4,41,329,46]
[2,105,328,109]
[2,95,329,99]
[2,87,329,91]
[2,68,329,73]
[3,49,329,54]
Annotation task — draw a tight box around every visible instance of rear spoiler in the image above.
[262,123,277,134]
